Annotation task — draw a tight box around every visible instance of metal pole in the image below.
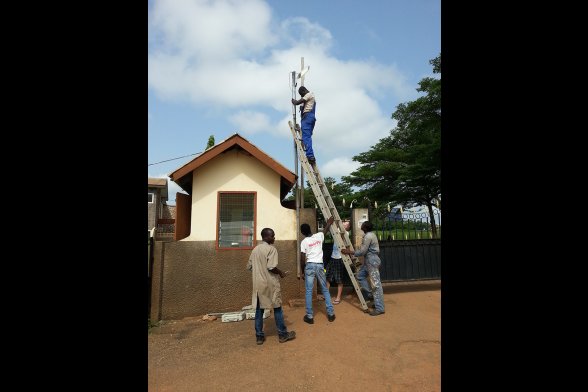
[292,70,301,281]
[299,57,305,208]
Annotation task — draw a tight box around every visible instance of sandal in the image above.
[333,299,340,305]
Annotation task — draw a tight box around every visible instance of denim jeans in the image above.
[356,258,385,312]
[301,112,316,159]
[255,295,287,338]
[304,262,334,318]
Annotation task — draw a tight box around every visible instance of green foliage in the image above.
[148,319,159,331]
[342,54,441,235]
[206,135,215,150]
[285,177,357,220]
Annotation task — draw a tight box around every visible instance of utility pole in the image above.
[291,57,309,280]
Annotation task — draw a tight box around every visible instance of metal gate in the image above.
[323,239,440,283]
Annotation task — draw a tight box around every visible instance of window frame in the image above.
[148,192,154,204]
[216,191,257,251]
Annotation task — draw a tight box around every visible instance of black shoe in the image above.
[279,331,296,343]
[327,314,336,322]
[369,310,385,317]
[303,315,314,324]
[256,336,265,345]
[307,157,316,165]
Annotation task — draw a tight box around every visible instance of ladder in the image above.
[288,120,369,312]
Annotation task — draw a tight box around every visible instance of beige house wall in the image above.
[183,149,297,242]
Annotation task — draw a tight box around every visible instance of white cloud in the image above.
[229,111,272,134]
[320,157,361,179]
[149,0,275,60]
[148,0,416,163]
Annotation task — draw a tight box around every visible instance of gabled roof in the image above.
[168,133,297,200]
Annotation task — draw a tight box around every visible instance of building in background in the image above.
[148,177,176,235]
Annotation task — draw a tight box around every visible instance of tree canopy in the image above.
[342,54,441,234]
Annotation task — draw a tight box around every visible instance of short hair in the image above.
[261,228,273,238]
[362,221,373,232]
[300,223,311,236]
[298,86,308,95]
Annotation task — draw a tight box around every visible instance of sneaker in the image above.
[279,331,296,343]
[327,314,336,322]
[256,336,265,345]
[369,310,385,317]
[303,315,314,324]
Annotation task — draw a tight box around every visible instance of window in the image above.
[148,193,154,203]
[217,192,256,249]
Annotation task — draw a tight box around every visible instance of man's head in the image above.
[261,228,275,244]
[300,223,312,236]
[361,221,373,233]
[298,86,309,96]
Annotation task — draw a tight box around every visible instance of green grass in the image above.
[148,319,159,331]
[374,229,441,240]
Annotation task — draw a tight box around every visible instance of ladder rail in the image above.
[288,121,368,311]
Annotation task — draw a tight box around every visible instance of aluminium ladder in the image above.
[288,120,369,312]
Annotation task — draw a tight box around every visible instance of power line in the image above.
[148,152,202,166]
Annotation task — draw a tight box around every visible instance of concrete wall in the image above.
[150,239,304,321]
[350,208,369,248]
[162,204,176,219]
[147,189,159,230]
[184,149,297,242]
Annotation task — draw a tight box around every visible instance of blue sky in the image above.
[148,0,440,205]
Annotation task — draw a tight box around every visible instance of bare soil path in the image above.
[148,281,440,392]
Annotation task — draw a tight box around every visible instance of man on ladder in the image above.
[291,85,317,166]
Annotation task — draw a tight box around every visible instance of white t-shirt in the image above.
[300,232,324,263]
[302,92,315,114]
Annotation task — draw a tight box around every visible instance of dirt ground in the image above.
[148,280,440,392]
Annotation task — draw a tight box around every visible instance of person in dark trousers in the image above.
[299,216,335,324]
[341,221,385,316]
[326,240,345,305]
[291,85,317,165]
[247,228,296,344]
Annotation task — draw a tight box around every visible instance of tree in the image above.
[342,54,441,237]
[284,177,356,220]
[205,135,215,150]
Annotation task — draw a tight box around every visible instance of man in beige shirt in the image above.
[247,227,296,344]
